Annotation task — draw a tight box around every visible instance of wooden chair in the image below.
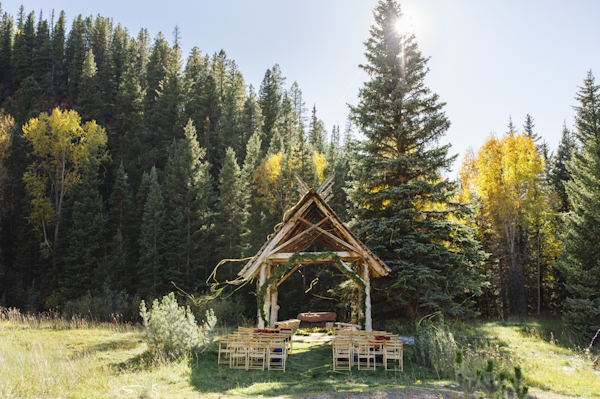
[218,336,235,365]
[383,340,403,371]
[355,339,376,370]
[370,338,384,369]
[267,339,287,371]
[332,341,352,371]
[229,340,249,370]
[248,341,267,370]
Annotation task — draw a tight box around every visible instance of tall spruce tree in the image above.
[138,166,166,298]
[107,162,135,291]
[62,163,106,298]
[560,71,600,335]
[347,0,486,319]
[215,147,247,279]
[163,120,213,291]
[76,49,103,123]
[550,123,575,213]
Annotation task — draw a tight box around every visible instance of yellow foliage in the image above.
[22,108,108,251]
[312,152,328,184]
[254,152,287,214]
[460,132,544,236]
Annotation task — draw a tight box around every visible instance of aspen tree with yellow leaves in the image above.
[22,108,107,257]
[460,132,544,316]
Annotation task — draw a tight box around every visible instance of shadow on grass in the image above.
[189,342,438,398]
[451,316,588,351]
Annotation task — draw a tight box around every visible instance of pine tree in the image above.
[560,71,600,335]
[550,123,575,213]
[308,104,326,153]
[116,64,147,191]
[107,162,135,290]
[241,131,267,256]
[215,147,247,279]
[76,49,103,123]
[0,11,14,90]
[219,60,246,166]
[259,64,285,151]
[163,120,213,291]
[50,11,66,97]
[239,84,264,160]
[62,163,106,298]
[348,0,486,319]
[65,14,87,101]
[12,9,36,87]
[138,166,166,298]
[32,13,53,93]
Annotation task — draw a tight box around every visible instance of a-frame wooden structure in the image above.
[239,176,391,331]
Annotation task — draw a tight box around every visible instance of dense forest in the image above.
[0,1,597,335]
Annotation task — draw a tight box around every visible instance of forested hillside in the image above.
[0,2,597,335]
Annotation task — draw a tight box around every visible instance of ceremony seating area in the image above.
[331,330,403,371]
[218,327,294,371]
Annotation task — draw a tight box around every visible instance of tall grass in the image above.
[0,306,136,331]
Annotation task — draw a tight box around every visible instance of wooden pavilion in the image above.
[238,176,391,331]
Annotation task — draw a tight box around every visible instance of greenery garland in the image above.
[256,251,367,329]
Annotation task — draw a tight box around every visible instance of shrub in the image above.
[414,315,457,378]
[140,292,217,357]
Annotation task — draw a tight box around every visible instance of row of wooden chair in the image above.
[332,331,403,371]
[218,327,293,371]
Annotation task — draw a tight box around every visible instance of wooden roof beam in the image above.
[266,251,362,263]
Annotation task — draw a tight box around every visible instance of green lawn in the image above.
[1,316,598,398]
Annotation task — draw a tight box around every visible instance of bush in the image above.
[140,292,216,357]
[414,315,457,378]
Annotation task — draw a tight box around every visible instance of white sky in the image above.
[11,0,600,175]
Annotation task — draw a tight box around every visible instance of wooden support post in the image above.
[363,263,372,331]
[269,282,279,329]
[356,264,363,323]
[263,263,273,329]
[257,263,267,328]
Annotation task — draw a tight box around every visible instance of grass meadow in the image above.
[1,309,599,398]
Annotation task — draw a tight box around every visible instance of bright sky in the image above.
[12,0,600,175]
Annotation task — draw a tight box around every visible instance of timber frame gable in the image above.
[239,175,391,331]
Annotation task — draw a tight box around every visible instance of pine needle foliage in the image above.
[560,71,600,336]
[347,0,486,319]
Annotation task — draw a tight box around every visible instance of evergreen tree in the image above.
[76,49,103,123]
[259,64,285,151]
[347,0,486,319]
[215,147,247,279]
[219,60,246,166]
[308,104,326,153]
[65,14,87,101]
[152,42,184,169]
[278,92,299,150]
[241,131,267,256]
[523,114,541,145]
[560,71,600,335]
[32,13,53,93]
[50,11,66,97]
[550,123,575,213]
[12,9,36,87]
[163,120,213,291]
[239,84,264,160]
[62,163,106,298]
[138,166,166,298]
[0,11,14,90]
[107,162,135,290]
